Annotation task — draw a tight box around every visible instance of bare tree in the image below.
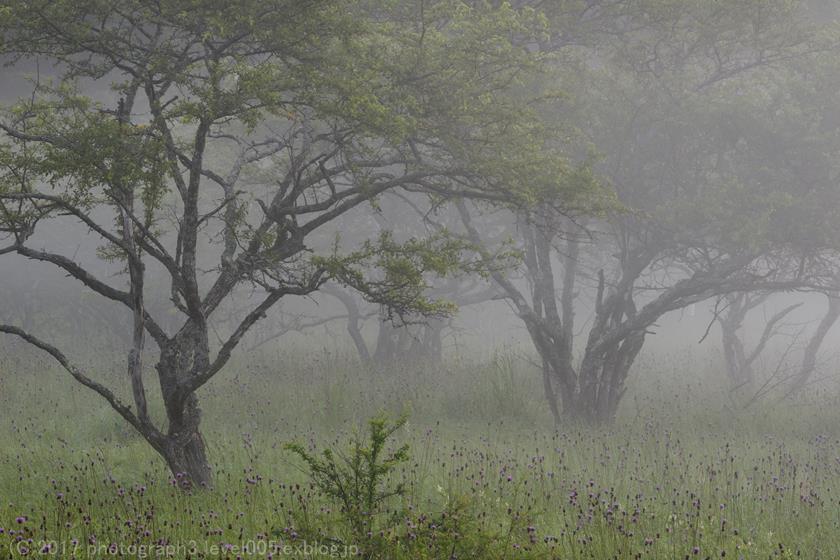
[715,293,803,389]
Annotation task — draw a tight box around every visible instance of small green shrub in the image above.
[285,414,409,548]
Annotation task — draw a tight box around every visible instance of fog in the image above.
[2,1,840,558]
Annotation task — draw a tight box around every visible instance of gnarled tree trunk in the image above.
[153,324,213,487]
[158,393,212,488]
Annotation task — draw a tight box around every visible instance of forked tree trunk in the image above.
[153,325,213,488]
[717,293,803,392]
[574,330,645,424]
[457,200,653,426]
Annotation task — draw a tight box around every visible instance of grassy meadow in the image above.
[1,345,839,559]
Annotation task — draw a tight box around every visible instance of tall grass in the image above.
[1,346,839,558]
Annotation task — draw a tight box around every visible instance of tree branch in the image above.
[0,324,164,448]
[14,245,168,345]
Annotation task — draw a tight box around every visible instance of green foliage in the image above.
[314,230,504,321]
[0,0,601,321]
[0,82,168,233]
[285,414,409,547]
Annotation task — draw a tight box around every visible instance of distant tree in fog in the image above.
[715,293,803,389]
[458,0,840,425]
[711,290,840,404]
[324,195,503,366]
